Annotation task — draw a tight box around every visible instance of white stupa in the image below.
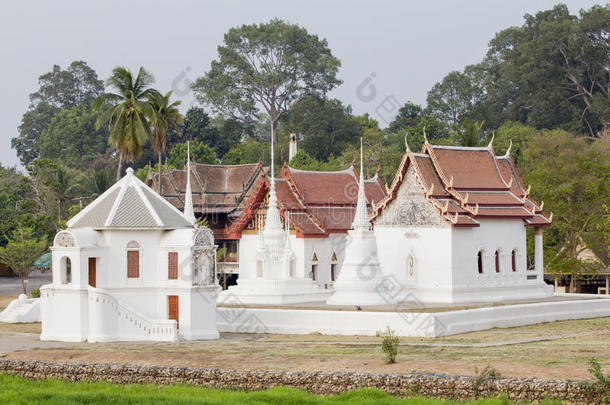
[326,138,392,306]
[218,127,331,304]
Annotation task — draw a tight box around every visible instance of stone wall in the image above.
[0,360,603,404]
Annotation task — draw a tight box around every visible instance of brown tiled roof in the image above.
[146,163,264,215]
[371,142,552,228]
[226,164,387,238]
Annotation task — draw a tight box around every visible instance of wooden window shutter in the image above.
[168,252,178,280]
[127,251,139,278]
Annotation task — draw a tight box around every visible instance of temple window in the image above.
[511,249,517,272]
[168,252,178,280]
[126,241,140,278]
[495,250,500,273]
[310,252,318,281]
[330,252,337,281]
[59,256,71,284]
[477,251,483,274]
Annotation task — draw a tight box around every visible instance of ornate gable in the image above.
[374,165,448,227]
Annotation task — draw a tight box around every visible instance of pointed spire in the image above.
[352,137,370,231]
[184,141,196,225]
[487,131,495,149]
[503,139,513,158]
[264,121,283,232]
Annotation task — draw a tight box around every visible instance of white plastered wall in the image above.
[451,218,552,302]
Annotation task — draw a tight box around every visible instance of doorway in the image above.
[88,257,96,288]
[168,295,179,329]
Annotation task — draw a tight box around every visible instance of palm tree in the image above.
[94,67,158,180]
[148,91,183,193]
[452,119,486,147]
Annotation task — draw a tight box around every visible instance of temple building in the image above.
[369,138,553,303]
[149,160,386,291]
[41,166,219,342]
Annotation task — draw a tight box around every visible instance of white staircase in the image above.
[88,287,177,342]
[0,295,41,323]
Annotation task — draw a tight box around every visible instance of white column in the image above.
[535,228,544,279]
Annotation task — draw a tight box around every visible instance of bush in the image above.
[587,358,610,403]
[30,288,40,298]
[474,365,502,396]
[376,326,399,364]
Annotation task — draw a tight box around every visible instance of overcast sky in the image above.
[0,0,600,169]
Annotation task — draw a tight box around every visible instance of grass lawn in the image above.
[0,374,566,405]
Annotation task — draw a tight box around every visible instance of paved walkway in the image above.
[0,333,76,354]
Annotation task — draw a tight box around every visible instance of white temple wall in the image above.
[238,233,345,289]
[238,234,259,280]
[375,226,453,302]
[451,218,552,302]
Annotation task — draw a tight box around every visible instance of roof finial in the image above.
[405,132,410,152]
[487,131,495,149]
[504,139,513,157]
[423,126,428,144]
[183,141,196,225]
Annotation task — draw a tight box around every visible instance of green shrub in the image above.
[474,365,502,396]
[376,326,399,364]
[30,288,40,298]
[587,358,610,403]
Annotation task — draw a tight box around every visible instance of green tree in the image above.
[148,91,183,193]
[12,103,59,165]
[493,121,538,165]
[0,165,53,247]
[11,61,104,166]
[192,19,341,176]
[0,226,48,294]
[283,96,360,160]
[288,150,318,170]
[520,132,609,283]
[483,5,609,135]
[95,67,157,180]
[451,119,486,147]
[405,116,448,152]
[222,139,269,165]
[426,71,479,127]
[27,159,81,224]
[388,101,423,133]
[167,141,218,169]
[39,105,109,169]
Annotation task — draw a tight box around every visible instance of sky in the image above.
[0,0,601,169]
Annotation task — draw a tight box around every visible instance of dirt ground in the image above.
[1,296,608,381]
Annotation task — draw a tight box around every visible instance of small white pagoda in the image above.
[327,139,391,306]
[218,134,331,304]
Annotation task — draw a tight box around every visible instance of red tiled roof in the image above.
[280,165,360,205]
[227,164,386,238]
[426,145,510,190]
[371,142,551,227]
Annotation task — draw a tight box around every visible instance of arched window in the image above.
[126,241,140,278]
[495,250,500,273]
[477,251,483,274]
[330,252,337,282]
[511,249,517,272]
[59,256,72,284]
[310,252,318,281]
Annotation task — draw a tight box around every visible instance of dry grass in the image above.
[3,317,609,380]
[0,294,18,312]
